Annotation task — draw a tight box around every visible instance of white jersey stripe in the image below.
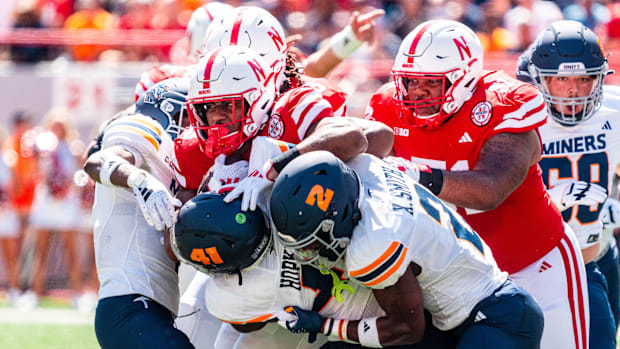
[494,107,547,131]
[297,99,331,140]
[502,93,545,120]
[290,90,325,124]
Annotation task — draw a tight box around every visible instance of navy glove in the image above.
[278,305,325,343]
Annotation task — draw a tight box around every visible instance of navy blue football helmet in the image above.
[135,78,188,140]
[529,20,608,125]
[515,43,535,84]
[171,192,271,276]
[270,151,361,270]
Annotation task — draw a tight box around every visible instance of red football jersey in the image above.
[302,76,347,117]
[175,84,336,190]
[366,71,566,274]
[259,85,334,142]
[173,128,213,190]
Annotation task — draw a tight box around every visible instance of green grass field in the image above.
[0,324,99,349]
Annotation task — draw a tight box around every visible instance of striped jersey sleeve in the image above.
[102,114,164,159]
[492,84,547,133]
[272,86,333,142]
[347,240,409,289]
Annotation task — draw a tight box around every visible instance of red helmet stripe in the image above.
[230,8,247,45]
[203,5,214,21]
[407,21,437,64]
[202,47,223,89]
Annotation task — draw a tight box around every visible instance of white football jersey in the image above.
[344,154,507,331]
[93,113,180,314]
[205,239,381,326]
[539,86,620,257]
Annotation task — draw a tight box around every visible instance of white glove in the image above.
[201,154,249,194]
[384,156,430,182]
[601,198,620,231]
[547,180,607,211]
[224,160,274,211]
[127,170,181,231]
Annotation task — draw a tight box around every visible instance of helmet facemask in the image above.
[188,87,268,158]
[392,72,459,128]
[530,64,607,126]
[277,219,350,271]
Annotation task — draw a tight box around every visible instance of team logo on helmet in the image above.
[268,114,285,139]
[470,101,492,127]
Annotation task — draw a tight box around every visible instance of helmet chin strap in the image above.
[236,268,243,286]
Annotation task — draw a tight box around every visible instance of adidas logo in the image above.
[602,121,612,130]
[458,132,472,143]
[538,261,552,273]
[362,321,371,332]
[474,311,486,322]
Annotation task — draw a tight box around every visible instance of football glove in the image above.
[601,198,620,231]
[224,137,291,211]
[547,180,607,211]
[278,306,324,343]
[127,170,181,231]
[202,154,248,194]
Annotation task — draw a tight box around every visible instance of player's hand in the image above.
[128,170,181,231]
[278,306,324,344]
[349,8,385,43]
[601,198,620,231]
[202,154,249,194]
[223,160,274,211]
[547,180,607,211]
[384,156,433,182]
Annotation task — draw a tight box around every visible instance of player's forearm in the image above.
[439,169,517,211]
[298,120,368,161]
[84,146,137,188]
[303,47,342,78]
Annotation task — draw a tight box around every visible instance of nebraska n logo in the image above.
[305,184,334,212]
[453,36,471,61]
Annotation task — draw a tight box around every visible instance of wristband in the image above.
[418,167,444,196]
[99,156,129,187]
[330,25,363,59]
[358,317,382,348]
[271,147,301,174]
[322,318,349,341]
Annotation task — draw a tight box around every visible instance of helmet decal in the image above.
[190,247,224,266]
[235,212,247,224]
[305,185,334,212]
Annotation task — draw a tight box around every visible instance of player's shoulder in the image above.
[372,82,396,101]
[173,128,212,190]
[275,85,329,110]
[481,70,542,102]
[102,113,166,151]
[469,71,546,132]
[346,231,409,289]
[365,83,397,121]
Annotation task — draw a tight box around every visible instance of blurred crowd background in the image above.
[0,0,619,311]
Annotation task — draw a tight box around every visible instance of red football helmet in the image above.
[186,46,276,158]
[392,20,484,129]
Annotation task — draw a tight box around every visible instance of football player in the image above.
[83,78,193,349]
[364,19,589,349]
[172,191,384,349]
[524,20,620,349]
[270,151,544,348]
